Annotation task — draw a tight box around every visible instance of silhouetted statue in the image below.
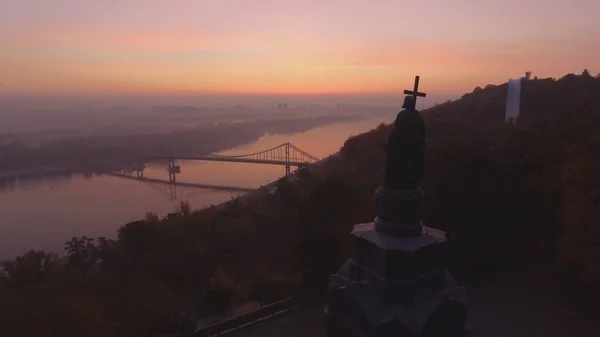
[328,76,468,337]
[384,95,425,190]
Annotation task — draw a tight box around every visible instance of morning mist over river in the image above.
[0,117,388,259]
[2,2,598,335]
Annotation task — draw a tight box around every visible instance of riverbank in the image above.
[0,117,389,260]
[0,113,371,174]
[0,167,75,181]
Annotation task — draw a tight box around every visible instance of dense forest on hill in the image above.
[1,71,599,337]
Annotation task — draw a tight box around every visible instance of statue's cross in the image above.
[403,75,427,105]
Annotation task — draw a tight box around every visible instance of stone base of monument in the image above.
[326,186,468,337]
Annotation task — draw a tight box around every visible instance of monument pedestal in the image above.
[326,186,468,337]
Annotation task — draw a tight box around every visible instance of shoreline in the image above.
[0,116,372,261]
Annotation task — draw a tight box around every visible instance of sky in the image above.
[1,0,599,105]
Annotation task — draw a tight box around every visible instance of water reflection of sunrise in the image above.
[0,118,388,259]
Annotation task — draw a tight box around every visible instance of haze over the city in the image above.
[1,0,598,107]
[2,1,600,337]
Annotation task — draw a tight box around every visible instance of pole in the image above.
[285,143,290,176]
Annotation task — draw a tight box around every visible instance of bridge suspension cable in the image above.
[206,143,319,164]
[140,143,319,175]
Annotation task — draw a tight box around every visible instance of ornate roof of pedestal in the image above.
[352,222,446,252]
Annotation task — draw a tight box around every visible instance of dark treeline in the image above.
[1,71,599,336]
[0,114,362,173]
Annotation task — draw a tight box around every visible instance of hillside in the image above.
[1,71,599,336]
[333,69,600,305]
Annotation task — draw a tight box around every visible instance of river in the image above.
[0,117,389,260]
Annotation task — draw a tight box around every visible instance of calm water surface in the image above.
[0,118,388,259]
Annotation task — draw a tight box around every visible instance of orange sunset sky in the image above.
[1,0,599,104]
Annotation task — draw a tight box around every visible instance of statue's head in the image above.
[402,96,416,109]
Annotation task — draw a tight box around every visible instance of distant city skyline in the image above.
[0,91,449,109]
[1,0,598,103]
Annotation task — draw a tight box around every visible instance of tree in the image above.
[94,237,118,266]
[559,136,600,312]
[144,212,160,223]
[204,268,235,315]
[106,276,185,335]
[250,279,289,305]
[65,236,98,275]
[0,250,58,286]
[225,197,244,215]
[117,220,158,254]
[582,69,591,77]
[165,212,181,220]
[178,200,191,217]
[292,175,358,292]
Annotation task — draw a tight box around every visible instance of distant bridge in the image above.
[140,142,319,176]
[116,143,319,200]
[107,173,254,201]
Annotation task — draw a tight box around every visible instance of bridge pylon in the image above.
[167,159,181,182]
[285,143,290,176]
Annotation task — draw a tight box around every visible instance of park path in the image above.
[227,264,599,337]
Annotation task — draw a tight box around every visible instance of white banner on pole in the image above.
[505,78,522,124]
